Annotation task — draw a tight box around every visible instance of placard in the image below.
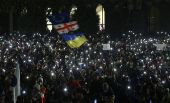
[156,44,166,50]
[103,44,110,50]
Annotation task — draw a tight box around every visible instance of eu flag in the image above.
[47,13,70,25]
[60,33,88,48]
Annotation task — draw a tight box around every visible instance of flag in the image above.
[10,62,20,103]
[47,13,70,25]
[53,21,79,34]
[60,33,88,48]
[128,0,142,10]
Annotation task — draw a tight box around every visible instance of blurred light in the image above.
[2,69,5,72]
[144,71,146,74]
[23,91,26,94]
[162,81,165,84]
[64,88,67,92]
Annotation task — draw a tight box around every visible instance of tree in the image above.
[71,5,99,36]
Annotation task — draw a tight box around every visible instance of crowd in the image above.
[0,31,170,103]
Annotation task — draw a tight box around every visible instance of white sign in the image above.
[156,44,166,50]
[103,44,110,50]
[65,55,68,58]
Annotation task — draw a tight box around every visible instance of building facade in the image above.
[0,0,170,37]
[63,0,170,36]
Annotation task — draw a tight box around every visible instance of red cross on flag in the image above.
[128,0,142,10]
[53,21,79,34]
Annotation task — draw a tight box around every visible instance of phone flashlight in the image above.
[51,72,54,76]
[26,76,29,79]
[64,88,67,92]
[23,91,26,94]
[94,99,97,103]
[114,68,116,72]
[162,81,165,84]
[144,71,146,74]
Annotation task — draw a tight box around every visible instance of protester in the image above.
[1,91,14,103]
[101,83,114,103]
[0,31,170,103]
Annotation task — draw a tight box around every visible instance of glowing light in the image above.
[2,69,5,72]
[144,71,146,74]
[64,88,67,92]
[23,91,26,94]
[162,81,165,84]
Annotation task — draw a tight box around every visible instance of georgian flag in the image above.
[53,21,79,34]
[128,0,142,10]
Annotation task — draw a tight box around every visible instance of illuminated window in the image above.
[46,8,52,32]
[21,7,27,15]
[96,4,105,30]
[148,6,157,32]
[70,5,77,18]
